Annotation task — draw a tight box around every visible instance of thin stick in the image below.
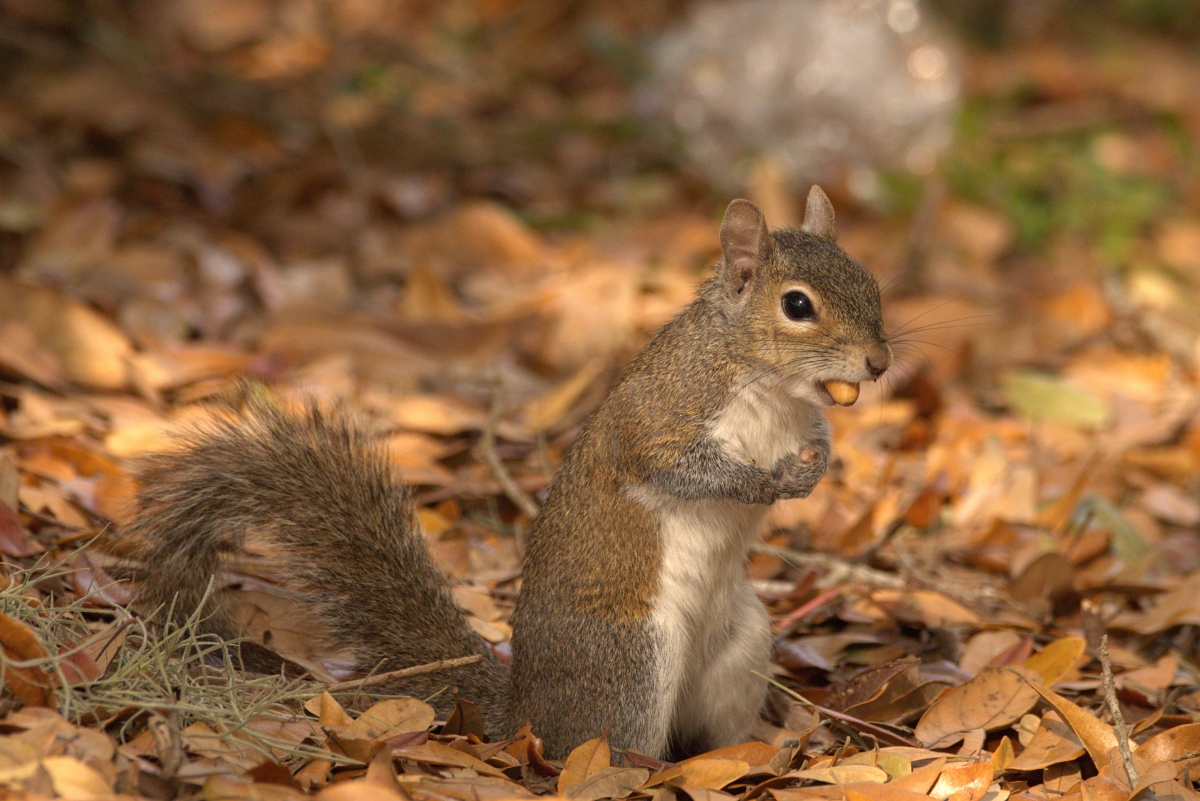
[481,390,541,522]
[322,654,484,693]
[751,543,904,590]
[1099,634,1138,785]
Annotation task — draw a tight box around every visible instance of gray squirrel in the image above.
[126,186,890,760]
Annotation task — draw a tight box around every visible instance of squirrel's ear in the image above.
[719,199,769,298]
[801,185,836,241]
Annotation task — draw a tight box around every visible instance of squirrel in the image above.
[125,186,890,761]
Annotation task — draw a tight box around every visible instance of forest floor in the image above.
[2,4,1200,801]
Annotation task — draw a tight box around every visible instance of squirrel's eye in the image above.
[782,291,814,321]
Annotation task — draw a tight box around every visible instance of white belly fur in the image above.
[638,381,826,753]
[709,377,822,468]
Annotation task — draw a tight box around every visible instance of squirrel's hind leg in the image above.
[669,582,770,756]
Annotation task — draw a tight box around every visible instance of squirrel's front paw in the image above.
[772,446,829,500]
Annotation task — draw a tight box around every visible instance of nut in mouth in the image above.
[823,380,860,406]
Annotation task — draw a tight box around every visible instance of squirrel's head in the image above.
[711,186,891,407]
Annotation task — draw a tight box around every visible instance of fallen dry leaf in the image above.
[1022,637,1086,686]
[388,740,507,778]
[915,667,1040,748]
[340,698,436,742]
[1004,713,1085,771]
[565,767,650,801]
[0,277,132,390]
[0,613,52,707]
[558,735,611,795]
[1015,672,1118,770]
[790,764,888,784]
[929,762,993,801]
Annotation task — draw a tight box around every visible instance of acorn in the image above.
[824,380,860,406]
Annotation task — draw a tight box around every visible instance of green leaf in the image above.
[1001,370,1111,430]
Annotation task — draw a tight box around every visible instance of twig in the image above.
[1100,634,1138,785]
[322,654,484,693]
[751,543,904,590]
[481,390,541,523]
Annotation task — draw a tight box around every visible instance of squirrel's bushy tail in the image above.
[124,390,510,734]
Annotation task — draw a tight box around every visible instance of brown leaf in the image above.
[671,759,751,790]
[1022,637,1086,686]
[825,657,920,712]
[840,783,945,801]
[522,358,606,432]
[0,456,17,513]
[317,779,408,801]
[790,765,888,784]
[844,667,948,725]
[0,612,53,707]
[39,756,114,799]
[1014,672,1117,770]
[1110,573,1200,634]
[1004,714,1085,771]
[1078,776,1128,801]
[888,757,945,794]
[1125,760,1179,797]
[871,590,981,627]
[388,741,507,777]
[990,736,1014,771]
[1136,722,1200,765]
[1117,653,1177,697]
[915,666,1040,748]
[0,499,42,558]
[0,321,65,389]
[0,277,132,390]
[385,394,486,436]
[341,698,436,742]
[69,550,133,607]
[959,631,1023,677]
[682,743,780,768]
[57,644,102,686]
[564,767,650,801]
[306,691,351,727]
[365,749,406,797]
[558,735,611,795]
[929,762,993,801]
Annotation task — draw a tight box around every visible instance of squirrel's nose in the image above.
[865,343,892,379]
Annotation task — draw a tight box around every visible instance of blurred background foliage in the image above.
[2,0,1200,378]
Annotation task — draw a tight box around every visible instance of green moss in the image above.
[945,99,1177,264]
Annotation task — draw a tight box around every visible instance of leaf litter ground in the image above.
[2,3,1200,801]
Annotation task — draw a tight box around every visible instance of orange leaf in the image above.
[1136,722,1200,765]
[1022,637,1086,686]
[1005,714,1085,771]
[559,735,611,795]
[889,757,945,794]
[929,762,993,801]
[842,782,945,801]
[990,736,1014,771]
[682,742,780,768]
[1013,670,1118,770]
[0,612,52,707]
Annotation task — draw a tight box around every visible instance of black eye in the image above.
[782,291,814,321]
